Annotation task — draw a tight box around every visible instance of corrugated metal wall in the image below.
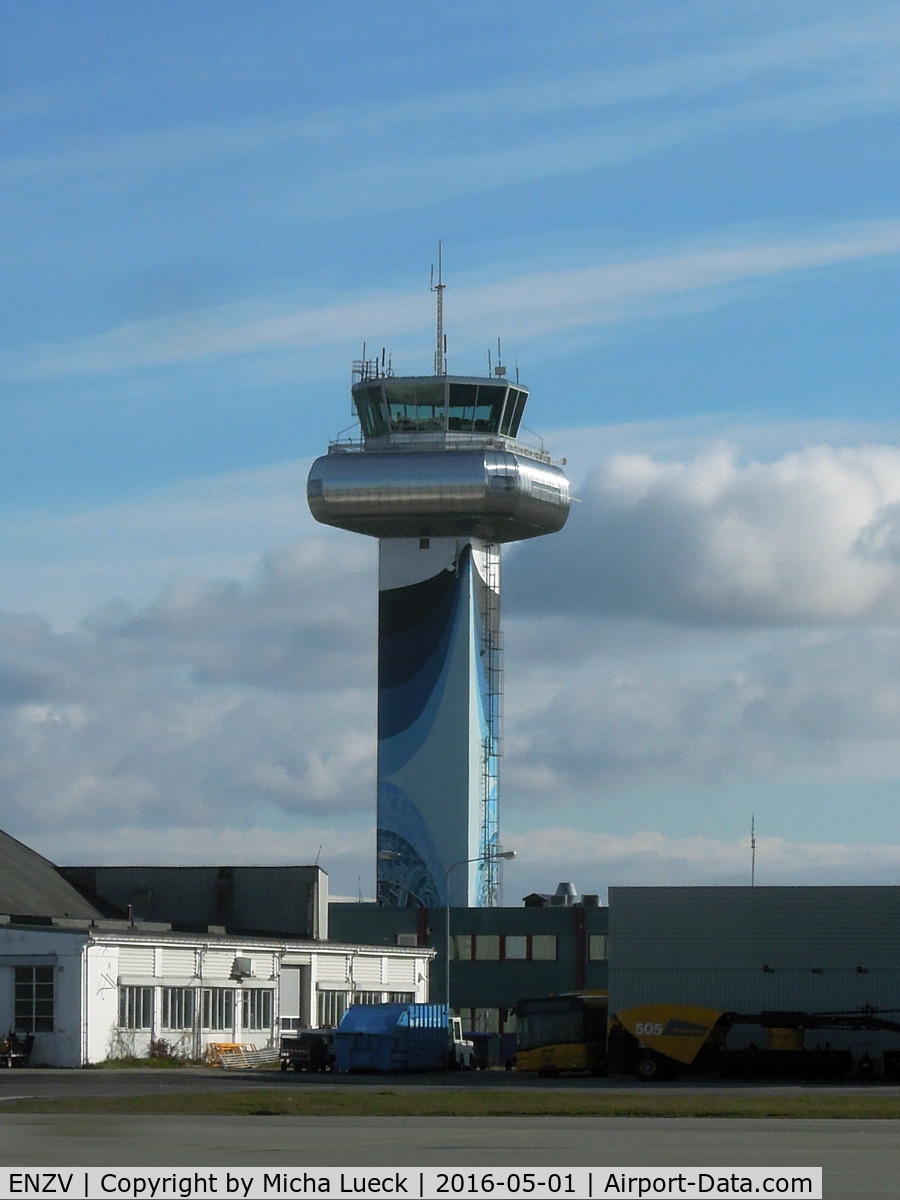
[609,886,900,969]
[608,887,900,1030]
[610,966,900,1013]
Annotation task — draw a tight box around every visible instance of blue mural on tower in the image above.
[376,543,494,908]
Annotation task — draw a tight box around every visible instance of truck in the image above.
[278,1029,334,1073]
[515,993,900,1081]
[333,1003,476,1073]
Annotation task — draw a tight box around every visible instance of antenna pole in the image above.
[750,815,756,887]
[431,240,445,375]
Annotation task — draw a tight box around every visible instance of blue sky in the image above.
[4,2,900,898]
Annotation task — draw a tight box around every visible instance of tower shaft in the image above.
[376,537,500,908]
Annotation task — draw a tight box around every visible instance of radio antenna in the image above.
[431,240,446,376]
[750,815,756,887]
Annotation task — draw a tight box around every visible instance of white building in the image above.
[0,920,432,1068]
[0,828,432,1068]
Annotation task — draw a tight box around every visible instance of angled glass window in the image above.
[352,384,389,437]
[502,388,528,437]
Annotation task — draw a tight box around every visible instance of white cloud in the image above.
[0,536,376,860]
[34,823,372,873]
[509,442,900,625]
[501,618,900,815]
[4,431,900,891]
[494,441,900,817]
[0,458,360,628]
[505,828,900,896]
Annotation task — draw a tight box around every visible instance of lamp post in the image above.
[378,846,517,1012]
[444,851,517,1014]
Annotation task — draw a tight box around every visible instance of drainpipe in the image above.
[195,945,208,1061]
[81,937,90,1067]
[574,906,586,992]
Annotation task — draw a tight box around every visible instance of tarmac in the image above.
[1,1070,898,1196]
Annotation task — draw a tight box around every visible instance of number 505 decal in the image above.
[634,1022,663,1036]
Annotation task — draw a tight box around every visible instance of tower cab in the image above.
[351,368,528,442]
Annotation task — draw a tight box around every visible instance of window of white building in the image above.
[14,966,54,1033]
[317,990,349,1028]
[161,987,195,1031]
[118,986,153,1030]
[242,990,273,1032]
[352,991,383,1006]
[202,988,234,1031]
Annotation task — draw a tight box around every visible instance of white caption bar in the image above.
[1,1166,822,1199]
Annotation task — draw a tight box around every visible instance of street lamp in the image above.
[444,851,517,1013]
[378,846,518,1013]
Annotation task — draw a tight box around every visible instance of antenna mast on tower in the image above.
[431,241,446,375]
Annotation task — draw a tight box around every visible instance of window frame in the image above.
[118,985,153,1030]
[588,934,608,962]
[14,965,54,1034]
[317,989,350,1028]
[201,987,235,1032]
[160,987,195,1031]
[241,989,274,1032]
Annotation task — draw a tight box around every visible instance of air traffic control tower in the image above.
[307,265,570,908]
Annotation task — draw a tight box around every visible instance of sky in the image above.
[4,0,900,901]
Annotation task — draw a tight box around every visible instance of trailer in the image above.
[0,1032,33,1069]
[611,1002,900,1081]
[516,993,900,1081]
[333,1003,476,1073]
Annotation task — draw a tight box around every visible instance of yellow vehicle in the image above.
[514,992,608,1076]
[517,997,900,1081]
[608,1003,728,1080]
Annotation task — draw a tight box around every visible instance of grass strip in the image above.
[8,1089,900,1119]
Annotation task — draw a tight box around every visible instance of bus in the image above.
[514,992,608,1075]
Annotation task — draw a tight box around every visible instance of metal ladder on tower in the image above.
[479,543,502,906]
